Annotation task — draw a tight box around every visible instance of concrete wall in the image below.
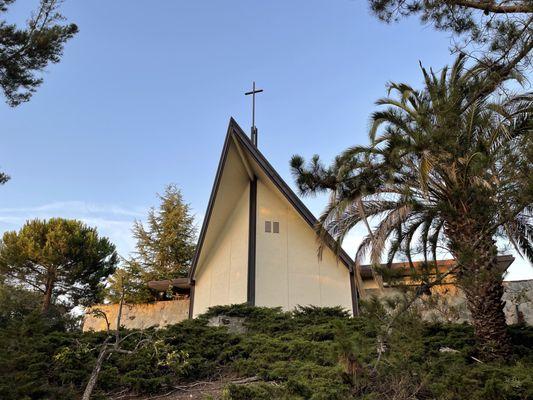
[83,299,189,332]
[503,280,533,325]
[255,179,353,313]
[367,280,533,325]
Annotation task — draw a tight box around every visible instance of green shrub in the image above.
[0,304,532,399]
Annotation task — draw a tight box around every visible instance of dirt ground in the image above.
[108,376,261,400]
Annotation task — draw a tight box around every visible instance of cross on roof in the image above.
[245,81,263,146]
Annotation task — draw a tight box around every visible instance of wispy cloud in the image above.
[0,201,146,218]
[0,201,147,257]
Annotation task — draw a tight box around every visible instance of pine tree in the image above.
[368,0,533,76]
[133,184,196,279]
[0,218,118,313]
[0,0,78,107]
[107,185,197,303]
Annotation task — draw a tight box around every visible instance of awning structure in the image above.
[147,278,191,291]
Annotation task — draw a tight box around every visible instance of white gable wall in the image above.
[192,142,250,318]
[191,124,355,318]
[255,179,353,313]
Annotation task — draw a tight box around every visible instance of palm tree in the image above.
[291,55,533,358]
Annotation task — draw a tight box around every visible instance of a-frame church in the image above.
[83,119,522,332]
[188,119,358,318]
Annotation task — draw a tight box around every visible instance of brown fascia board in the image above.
[189,118,354,283]
[359,255,516,280]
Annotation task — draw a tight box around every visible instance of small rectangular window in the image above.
[265,221,271,233]
[273,221,279,233]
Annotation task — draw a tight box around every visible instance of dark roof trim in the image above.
[189,118,354,283]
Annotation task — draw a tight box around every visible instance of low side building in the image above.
[359,255,533,325]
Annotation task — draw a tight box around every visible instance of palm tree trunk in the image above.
[460,267,511,358]
[446,223,511,359]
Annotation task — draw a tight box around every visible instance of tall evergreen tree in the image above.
[107,184,197,303]
[0,218,118,313]
[291,55,532,359]
[132,184,196,279]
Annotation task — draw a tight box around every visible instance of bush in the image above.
[0,303,532,399]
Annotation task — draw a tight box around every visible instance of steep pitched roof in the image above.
[189,118,354,281]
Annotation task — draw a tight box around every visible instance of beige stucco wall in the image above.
[255,179,353,314]
[83,300,189,332]
[193,188,249,317]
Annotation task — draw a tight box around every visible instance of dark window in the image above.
[273,221,279,233]
[265,221,271,233]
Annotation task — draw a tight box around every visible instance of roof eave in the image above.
[188,119,237,281]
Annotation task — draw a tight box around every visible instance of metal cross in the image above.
[245,81,263,146]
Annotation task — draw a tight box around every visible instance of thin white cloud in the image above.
[0,201,146,218]
[0,216,26,224]
[0,201,145,258]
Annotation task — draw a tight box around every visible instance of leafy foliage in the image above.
[0,282,41,324]
[0,0,78,106]
[0,304,532,399]
[0,218,118,312]
[106,184,197,303]
[291,55,532,268]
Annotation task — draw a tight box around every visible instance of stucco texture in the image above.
[82,299,189,332]
[255,179,353,313]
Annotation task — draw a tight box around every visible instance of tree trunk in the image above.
[41,274,54,313]
[82,336,111,400]
[446,222,511,359]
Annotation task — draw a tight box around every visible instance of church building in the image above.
[83,119,525,333]
[188,118,358,318]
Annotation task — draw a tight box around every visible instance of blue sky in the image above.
[1,0,531,280]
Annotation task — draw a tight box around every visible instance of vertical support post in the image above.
[251,126,258,147]
[188,280,195,319]
[349,269,360,316]
[247,177,257,305]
